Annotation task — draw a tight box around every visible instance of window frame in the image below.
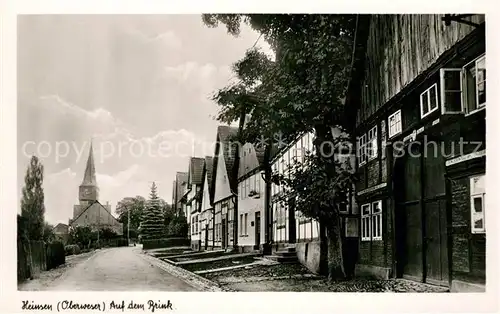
[470,174,486,234]
[464,54,486,115]
[361,204,371,241]
[371,200,383,241]
[358,134,367,167]
[420,83,439,118]
[440,68,464,115]
[367,125,378,161]
[388,110,402,138]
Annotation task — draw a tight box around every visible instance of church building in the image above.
[69,142,123,235]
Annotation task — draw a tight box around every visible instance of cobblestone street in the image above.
[202,263,449,292]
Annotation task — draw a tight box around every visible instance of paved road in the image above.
[46,246,198,291]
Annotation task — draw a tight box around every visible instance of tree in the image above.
[139,182,166,240]
[166,211,189,238]
[162,203,176,229]
[116,196,146,237]
[20,155,46,240]
[42,222,55,243]
[202,14,357,280]
[68,225,93,248]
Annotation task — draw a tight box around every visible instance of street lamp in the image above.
[127,205,130,246]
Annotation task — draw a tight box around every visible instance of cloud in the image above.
[124,27,183,50]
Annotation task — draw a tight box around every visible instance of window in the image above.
[440,68,463,114]
[371,201,382,240]
[420,83,439,118]
[244,213,248,235]
[361,200,383,241]
[357,134,367,166]
[440,55,486,115]
[388,110,402,138]
[465,55,486,113]
[367,126,378,160]
[470,174,485,234]
[361,204,371,241]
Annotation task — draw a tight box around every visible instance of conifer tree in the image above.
[21,155,46,240]
[139,182,165,240]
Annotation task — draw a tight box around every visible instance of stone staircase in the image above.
[266,245,298,264]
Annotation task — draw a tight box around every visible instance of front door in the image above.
[204,225,209,250]
[422,142,448,285]
[396,144,424,282]
[221,219,226,248]
[288,198,296,243]
[394,142,448,285]
[255,211,261,247]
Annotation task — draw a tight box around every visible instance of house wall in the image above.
[189,185,201,250]
[237,172,265,250]
[212,143,236,249]
[357,14,485,126]
[200,176,213,250]
[271,132,317,244]
[353,15,486,286]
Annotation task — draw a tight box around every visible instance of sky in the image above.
[17,15,272,225]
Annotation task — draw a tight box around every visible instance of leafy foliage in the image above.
[46,241,65,270]
[202,14,358,279]
[42,222,56,243]
[116,195,146,236]
[21,155,46,240]
[166,211,189,238]
[139,182,166,240]
[68,225,93,248]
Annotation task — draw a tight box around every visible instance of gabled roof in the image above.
[69,200,119,226]
[175,172,188,204]
[53,223,69,233]
[202,156,214,204]
[211,125,239,195]
[188,157,205,185]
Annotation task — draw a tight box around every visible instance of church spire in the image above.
[81,139,97,186]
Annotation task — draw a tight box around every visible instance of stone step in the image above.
[281,247,296,253]
[274,251,297,257]
[266,255,298,264]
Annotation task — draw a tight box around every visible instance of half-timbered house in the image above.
[347,14,485,291]
[211,126,239,250]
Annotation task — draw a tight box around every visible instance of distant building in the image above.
[52,223,69,244]
[211,126,239,250]
[69,142,123,235]
[172,172,188,215]
[200,156,214,250]
[187,157,205,251]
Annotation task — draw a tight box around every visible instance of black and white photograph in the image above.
[0,4,496,313]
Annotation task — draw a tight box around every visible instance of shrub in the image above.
[64,244,81,256]
[46,241,65,270]
[142,237,190,250]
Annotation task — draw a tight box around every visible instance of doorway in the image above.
[288,198,296,243]
[221,218,226,249]
[255,211,261,248]
[393,142,449,286]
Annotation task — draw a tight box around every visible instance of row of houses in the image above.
[172,14,486,292]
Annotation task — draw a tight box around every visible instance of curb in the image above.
[139,252,229,292]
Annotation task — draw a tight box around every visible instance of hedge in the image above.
[65,244,81,256]
[141,237,190,250]
[46,241,65,270]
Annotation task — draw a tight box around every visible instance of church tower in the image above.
[78,141,99,206]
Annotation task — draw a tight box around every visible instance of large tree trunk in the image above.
[325,214,346,281]
[314,124,347,281]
